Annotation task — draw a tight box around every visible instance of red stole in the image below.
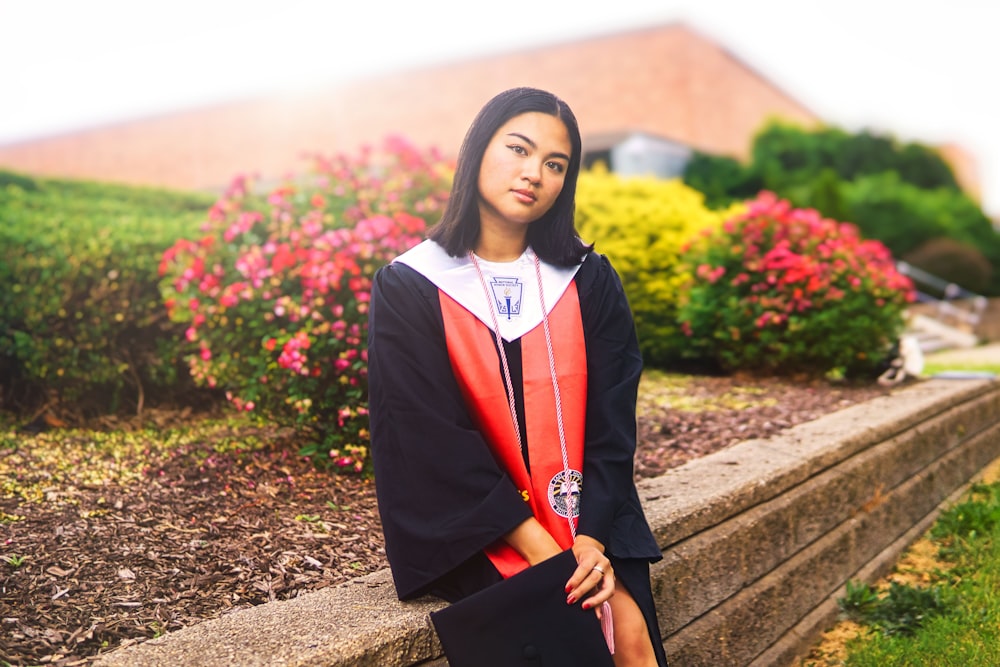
[439,283,588,578]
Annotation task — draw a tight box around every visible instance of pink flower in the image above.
[730,273,750,287]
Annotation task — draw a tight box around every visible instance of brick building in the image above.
[0,22,824,192]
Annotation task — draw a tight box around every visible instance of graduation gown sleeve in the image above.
[368,262,534,600]
[576,253,661,560]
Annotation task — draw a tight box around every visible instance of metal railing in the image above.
[896,261,988,328]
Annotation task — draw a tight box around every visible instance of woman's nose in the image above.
[521,160,542,184]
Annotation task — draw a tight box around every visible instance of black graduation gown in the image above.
[368,250,667,666]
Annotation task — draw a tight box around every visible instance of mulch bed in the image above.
[0,376,898,666]
[633,374,897,477]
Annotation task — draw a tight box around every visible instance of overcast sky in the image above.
[2,0,997,215]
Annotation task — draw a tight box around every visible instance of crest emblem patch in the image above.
[488,276,523,321]
[547,469,583,519]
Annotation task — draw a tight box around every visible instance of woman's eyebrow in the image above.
[506,132,570,161]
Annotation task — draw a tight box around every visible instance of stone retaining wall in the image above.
[95,378,1000,667]
[978,298,1000,341]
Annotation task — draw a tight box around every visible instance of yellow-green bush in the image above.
[575,166,743,366]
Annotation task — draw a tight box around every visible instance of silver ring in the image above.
[592,565,605,575]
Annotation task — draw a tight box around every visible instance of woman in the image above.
[368,87,667,667]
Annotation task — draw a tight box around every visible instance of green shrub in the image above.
[159,137,451,471]
[751,122,960,192]
[0,175,215,415]
[903,237,993,294]
[750,121,843,190]
[0,169,40,191]
[574,167,742,367]
[681,152,763,209]
[676,192,914,378]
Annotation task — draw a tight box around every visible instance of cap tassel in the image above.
[601,601,615,654]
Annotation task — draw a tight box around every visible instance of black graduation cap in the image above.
[430,549,615,666]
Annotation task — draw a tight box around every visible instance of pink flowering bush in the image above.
[677,192,915,378]
[159,137,451,471]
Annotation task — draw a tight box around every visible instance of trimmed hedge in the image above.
[0,171,215,415]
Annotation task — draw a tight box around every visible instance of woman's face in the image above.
[477,111,572,233]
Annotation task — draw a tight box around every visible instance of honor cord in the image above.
[470,251,576,537]
[471,251,615,654]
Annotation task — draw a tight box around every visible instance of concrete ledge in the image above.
[95,378,1000,667]
[96,569,447,667]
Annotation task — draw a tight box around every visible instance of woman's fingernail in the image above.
[565,584,572,593]
[582,602,591,610]
[567,594,576,605]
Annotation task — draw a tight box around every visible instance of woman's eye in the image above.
[508,144,527,155]
[547,161,565,173]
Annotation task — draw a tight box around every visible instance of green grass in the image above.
[923,360,1000,377]
[830,482,1000,666]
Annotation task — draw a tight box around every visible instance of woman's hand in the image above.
[504,523,614,612]
[566,534,614,612]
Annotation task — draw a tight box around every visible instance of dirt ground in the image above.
[0,374,897,666]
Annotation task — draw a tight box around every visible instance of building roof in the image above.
[0,22,822,191]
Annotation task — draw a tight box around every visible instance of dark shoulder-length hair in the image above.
[428,87,593,267]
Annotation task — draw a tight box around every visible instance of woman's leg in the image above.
[609,558,669,667]
[608,583,658,667]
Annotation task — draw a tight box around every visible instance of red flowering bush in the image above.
[677,192,915,378]
[159,137,451,471]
